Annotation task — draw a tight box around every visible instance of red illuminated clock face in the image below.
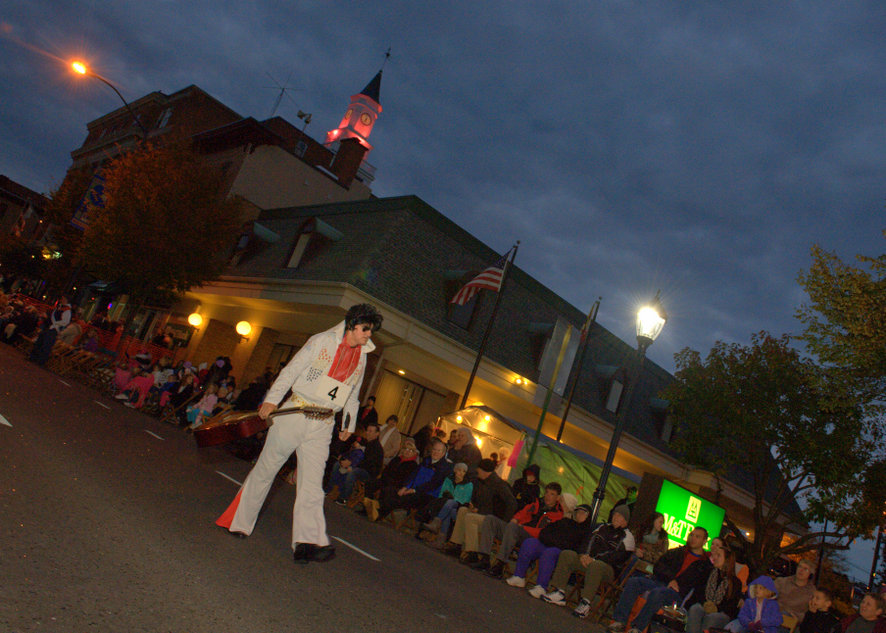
[345,108,353,120]
[360,113,372,126]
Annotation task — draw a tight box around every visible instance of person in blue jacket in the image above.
[376,437,452,520]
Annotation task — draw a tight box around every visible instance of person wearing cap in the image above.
[543,504,636,617]
[774,559,816,624]
[472,481,566,577]
[448,458,517,564]
[506,502,595,596]
[608,525,713,633]
[215,304,382,565]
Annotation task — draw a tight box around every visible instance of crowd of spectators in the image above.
[5,289,882,631]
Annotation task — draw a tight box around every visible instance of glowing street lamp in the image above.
[588,291,667,523]
[70,60,149,138]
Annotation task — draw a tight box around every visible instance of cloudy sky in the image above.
[3,2,884,580]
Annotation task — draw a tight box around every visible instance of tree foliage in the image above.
[0,234,45,279]
[662,332,886,575]
[797,241,886,416]
[42,165,94,292]
[78,142,242,311]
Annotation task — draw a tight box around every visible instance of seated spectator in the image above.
[378,414,402,465]
[798,587,840,633]
[331,421,384,505]
[608,486,638,523]
[357,396,378,427]
[726,576,783,633]
[166,371,197,418]
[412,423,434,458]
[361,439,420,520]
[495,447,511,480]
[608,526,712,633]
[57,312,85,346]
[375,438,451,521]
[232,376,269,411]
[840,594,885,633]
[635,511,671,565]
[113,367,155,409]
[420,462,474,547]
[511,464,541,509]
[776,560,817,624]
[446,427,483,475]
[542,504,635,617]
[686,546,742,633]
[473,481,566,577]
[186,384,218,428]
[447,459,518,564]
[327,444,365,497]
[506,502,593,596]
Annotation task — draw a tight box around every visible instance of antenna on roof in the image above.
[264,71,304,118]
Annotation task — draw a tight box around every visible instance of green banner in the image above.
[655,479,725,550]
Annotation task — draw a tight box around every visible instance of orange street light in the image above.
[70,60,148,138]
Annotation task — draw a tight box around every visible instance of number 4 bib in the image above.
[300,374,352,409]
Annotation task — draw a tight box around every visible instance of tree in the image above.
[78,142,242,328]
[42,165,94,294]
[797,241,886,418]
[0,234,45,280]
[662,332,886,576]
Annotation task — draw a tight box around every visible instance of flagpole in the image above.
[555,298,601,441]
[459,241,520,409]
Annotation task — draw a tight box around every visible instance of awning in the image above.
[436,405,639,516]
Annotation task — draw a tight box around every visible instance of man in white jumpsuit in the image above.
[216,304,382,564]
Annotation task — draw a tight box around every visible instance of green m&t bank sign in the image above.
[654,480,725,550]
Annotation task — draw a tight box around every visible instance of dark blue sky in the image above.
[2,1,883,580]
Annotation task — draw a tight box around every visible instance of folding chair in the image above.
[589,557,644,622]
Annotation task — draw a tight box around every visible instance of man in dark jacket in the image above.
[474,482,565,577]
[609,526,712,633]
[334,421,384,504]
[448,459,518,564]
[377,438,451,520]
[446,427,483,474]
[542,504,635,616]
[357,396,378,427]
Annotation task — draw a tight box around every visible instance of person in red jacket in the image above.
[472,482,565,577]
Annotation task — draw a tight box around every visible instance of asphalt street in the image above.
[0,344,609,633]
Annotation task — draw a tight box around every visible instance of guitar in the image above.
[193,406,334,448]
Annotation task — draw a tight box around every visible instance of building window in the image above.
[157,108,173,128]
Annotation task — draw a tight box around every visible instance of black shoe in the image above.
[293,543,310,565]
[308,544,336,562]
[469,553,491,570]
[460,551,480,565]
[485,560,505,578]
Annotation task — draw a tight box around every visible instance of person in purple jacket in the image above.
[726,575,783,633]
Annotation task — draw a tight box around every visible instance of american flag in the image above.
[450,250,511,306]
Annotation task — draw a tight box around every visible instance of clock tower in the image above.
[325,70,383,156]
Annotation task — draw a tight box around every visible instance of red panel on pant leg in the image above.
[215,489,243,528]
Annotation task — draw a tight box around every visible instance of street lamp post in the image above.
[71,61,149,138]
[588,291,667,524]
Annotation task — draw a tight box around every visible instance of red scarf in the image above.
[327,336,361,382]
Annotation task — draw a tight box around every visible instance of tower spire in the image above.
[325,57,387,156]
